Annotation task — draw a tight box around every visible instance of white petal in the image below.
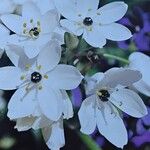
[101,68,142,88]
[38,88,63,121]
[78,95,96,134]
[129,52,150,86]
[1,14,23,35]
[32,115,53,130]
[0,67,22,90]
[61,91,73,119]
[46,64,83,90]
[41,10,59,34]
[36,0,55,14]
[5,45,21,67]
[60,19,83,36]
[96,2,128,24]
[8,87,37,119]
[54,0,79,21]
[76,0,99,17]
[42,120,65,150]
[0,24,10,36]
[38,40,61,73]
[96,103,128,148]
[22,2,41,21]
[0,0,16,14]
[15,116,36,131]
[100,23,132,41]
[83,26,106,48]
[86,73,104,95]
[133,80,150,97]
[110,89,148,118]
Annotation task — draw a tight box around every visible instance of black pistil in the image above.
[83,17,93,26]
[98,90,110,102]
[31,72,42,83]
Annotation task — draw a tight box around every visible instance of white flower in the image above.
[14,90,73,150]
[0,0,16,14]
[1,2,60,58]
[129,52,150,96]
[54,0,132,48]
[78,68,147,148]
[0,24,11,58]
[0,41,83,121]
[13,0,55,15]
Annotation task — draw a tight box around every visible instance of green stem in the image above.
[79,132,102,150]
[103,53,129,64]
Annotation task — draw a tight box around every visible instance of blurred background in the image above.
[0,0,150,149]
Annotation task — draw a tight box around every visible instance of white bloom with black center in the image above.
[54,0,132,48]
[1,2,60,58]
[0,41,83,121]
[129,52,150,97]
[78,68,147,148]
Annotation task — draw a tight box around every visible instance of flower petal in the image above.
[134,80,150,97]
[61,90,73,119]
[129,52,150,86]
[1,14,23,35]
[86,73,104,95]
[100,23,132,41]
[8,87,37,119]
[76,0,99,17]
[78,95,97,134]
[38,87,63,121]
[46,64,83,90]
[60,19,83,36]
[22,2,41,21]
[15,116,36,131]
[83,26,106,48]
[110,89,148,118]
[96,2,128,24]
[42,119,65,150]
[54,0,79,21]
[41,10,59,34]
[38,40,61,73]
[101,68,142,88]
[32,115,53,130]
[0,67,22,90]
[96,103,128,148]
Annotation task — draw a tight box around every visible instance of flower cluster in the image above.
[0,0,149,150]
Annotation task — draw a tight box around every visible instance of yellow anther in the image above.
[37,65,42,70]
[30,19,33,23]
[38,86,42,90]
[20,75,25,80]
[44,75,48,79]
[37,21,40,26]
[88,27,92,31]
[97,91,102,96]
[23,29,26,34]
[25,64,30,70]
[88,8,92,11]
[38,28,41,32]
[23,23,27,27]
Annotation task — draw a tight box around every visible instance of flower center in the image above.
[97,90,110,102]
[83,17,93,26]
[29,27,40,37]
[31,72,42,83]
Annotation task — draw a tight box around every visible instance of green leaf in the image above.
[64,32,79,50]
[79,132,102,150]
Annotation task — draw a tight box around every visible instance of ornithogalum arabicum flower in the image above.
[0,40,83,121]
[78,68,147,148]
[1,2,60,58]
[54,0,132,48]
